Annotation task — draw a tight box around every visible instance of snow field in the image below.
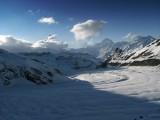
[0,67,160,120]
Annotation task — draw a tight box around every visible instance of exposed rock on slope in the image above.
[0,47,99,86]
[0,49,61,86]
[72,35,155,60]
[21,52,99,75]
[103,38,160,66]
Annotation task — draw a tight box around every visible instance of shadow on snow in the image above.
[0,70,160,120]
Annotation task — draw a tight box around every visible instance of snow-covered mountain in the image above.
[31,35,68,53]
[71,38,124,59]
[121,35,155,56]
[21,52,99,75]
[0,35,159,86]
[0,49,62,86]
[107,38,160,66]
[72,35,155,60]
[0,36,160,119]
[0,49,99,86]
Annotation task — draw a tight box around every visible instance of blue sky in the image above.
[0,0,160,48]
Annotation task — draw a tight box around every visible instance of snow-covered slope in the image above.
[0,35,158,86]
[73,35,155,60]
[0,49,61,86]
[70,38,115,58]
[122,35,155,56]
[0,67,160,120]
[97,39,128,59]
[0,35,160,119]
[109,38,160,66]
[0,47,99,86]
[21,52,99,75]
[98,36,155,60]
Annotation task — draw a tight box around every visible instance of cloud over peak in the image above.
[70,19,107,41]
[0,35,32,52]
[123,33,155,42]
[38,17,58,24]
[0,35,68,53]
[32,35,68,50]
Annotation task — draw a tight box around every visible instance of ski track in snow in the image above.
[0,67,160,120]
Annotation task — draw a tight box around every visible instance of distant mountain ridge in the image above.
[0,49,98,86]
[0,35,159,86]
[72,35,155,60]
[100,38,160,67]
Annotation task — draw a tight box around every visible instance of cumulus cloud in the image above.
[32,35,68,52]
[0,35,68,53]
[0,35,32,52]
[70,19,107,41]
[38,17,58,24]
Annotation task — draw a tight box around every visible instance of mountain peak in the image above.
[132,35,155,42]
[101,38,114,44]
[31,35,68,51]
[44,34,57,42]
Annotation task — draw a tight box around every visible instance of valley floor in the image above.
[0,67,160,120]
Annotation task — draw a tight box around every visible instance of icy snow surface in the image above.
[0,67,160,120]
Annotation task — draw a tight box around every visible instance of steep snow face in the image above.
[109,38,160,66]
[73,35,155,60]
[127,39,160,60]
[97,39,119,59]
[99,36,155,60]
[0,49,61,86]
[122,35,155,56]
[98,41,128,60]
[71,38,121,59]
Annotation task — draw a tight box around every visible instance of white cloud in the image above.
[28,10,34,15]
[70,19,107,41]
[0,35,32,52]
[0,35,68,53]
[123,32,132,39]
[28,9,41,15]
[38,17,58,24]
[32,35,68,52]
[123,33,155,42]
[123,33,139,41]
